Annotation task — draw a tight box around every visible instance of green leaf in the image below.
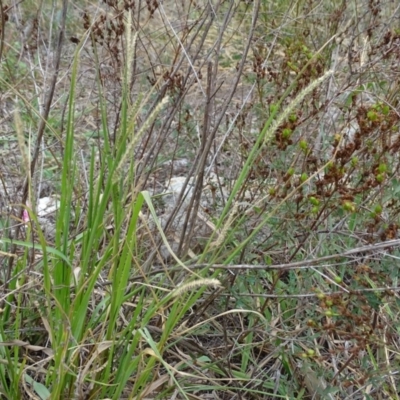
[24,374,50,400]
[0,237,72,268]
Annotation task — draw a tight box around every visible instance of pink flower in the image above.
[22,209,29,223]
[23,200,31,223]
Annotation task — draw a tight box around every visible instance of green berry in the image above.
[299,140,308,150]
[287,167,295,176]
[343,201,355,212]
[377,164,387,173]
[282,128,292,139]
[367,110,378,122]
[300,173,308,182]
[307,349,315,356]
[334,276,342,284]
[376,174,384,183]
[382,105,390,115]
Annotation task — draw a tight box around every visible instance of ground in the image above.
[0,1,400,399]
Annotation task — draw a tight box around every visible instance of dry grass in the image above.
[1,0,400,399]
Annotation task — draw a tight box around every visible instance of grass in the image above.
[1,0,400,399]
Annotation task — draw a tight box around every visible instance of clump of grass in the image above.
[1,0,400,399]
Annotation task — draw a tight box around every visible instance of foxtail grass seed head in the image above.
[124,12,137,91]
[113,96,169,184]
[171,278,222,298]
[264,70,333,145]
[210,201,239,249]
